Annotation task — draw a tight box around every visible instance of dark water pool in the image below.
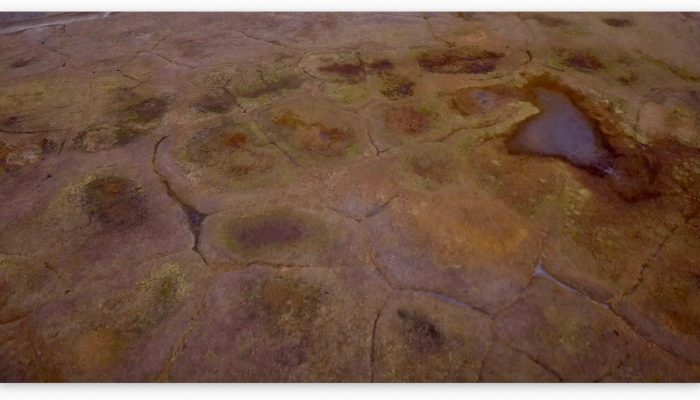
[508,87,614,175]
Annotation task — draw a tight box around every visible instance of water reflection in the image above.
[509,88,614,175]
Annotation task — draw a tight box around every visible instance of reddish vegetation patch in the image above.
[83,176,147,227]
[314,128,343,146]
[235,216,308,248]
[259,278,322,323]
[186,128,252,163]
[452,12,479,21]
[380,75,415,100]
[0,142,11,172]
[238,75,303,99]
[369,59,395,73]
[565,51,603,72]
[184,126,276,179]
[602,18,634,27]
[604,138,700,202]
[272,110,306,128]
[300,125,353,155]
[0,141,45,173]
[314,57,397,82]
[221,132,248,149]
[255,276,322,366]
[9,58,34,68]
[318,62,365,80]
[529,14,570,27]
[397,309,445,353]
[384,106,431,135]
[604,153,657,202]
[40,138,55,154]
[3,116,19,126]
[273,110,354,156]
[417,48,504,74]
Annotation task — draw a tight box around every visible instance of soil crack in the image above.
[236,30,293,50]
[476,321,498,382]
[402,288,491,317]
[529,264,700,369]
[369,295,392,382]
[364,195,399,219]
[152,136,209,266]
[533,264,611,310]
[624,207,700,297]
[156,292,207,382]
[143,51,195,69]
[506,343,564,382]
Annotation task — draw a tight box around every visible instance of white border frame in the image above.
[1,1,699,398]
[1,0,700,12]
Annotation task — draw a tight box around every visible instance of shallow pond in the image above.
[508,87,614,175]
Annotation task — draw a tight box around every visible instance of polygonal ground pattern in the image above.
[1,12,700,382]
